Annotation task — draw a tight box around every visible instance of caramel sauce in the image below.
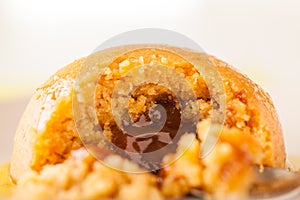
[109,94,196,171]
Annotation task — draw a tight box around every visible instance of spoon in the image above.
[186,166,300,200]
[249,166,300,199]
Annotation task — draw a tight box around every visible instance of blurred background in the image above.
[0,0,299,163]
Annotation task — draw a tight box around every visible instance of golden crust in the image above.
[213,57,285,167]
[10,59,85,182]
[10,44,286,183]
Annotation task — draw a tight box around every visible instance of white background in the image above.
[0,0,299,163]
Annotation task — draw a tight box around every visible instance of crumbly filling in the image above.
[159,134,203,197]
[31,81,82,172]
[158,121,263,199]
[94,49,210,129]
[223,80,272,166]
[16,148,163,200]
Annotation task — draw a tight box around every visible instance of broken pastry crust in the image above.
[14,124,263,199]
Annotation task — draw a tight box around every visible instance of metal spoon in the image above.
[187,166,300,200]
[249,166,300,199]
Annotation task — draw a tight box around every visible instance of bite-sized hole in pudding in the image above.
[111,83,196,153]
